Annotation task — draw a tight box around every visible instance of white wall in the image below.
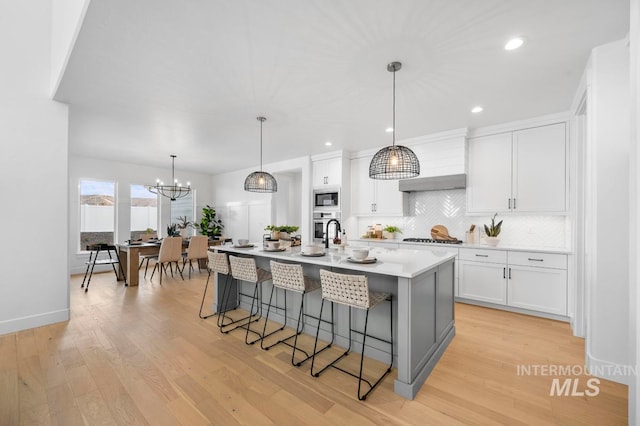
[585,38,631,384]
[68,155,214,274]
[0,2,70,335]
[212,156,312,243]
[629,0,640,420]
[50,0,90,94]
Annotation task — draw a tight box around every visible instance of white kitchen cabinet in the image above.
[467,123,567,214]
[458,248,507,305]
[313,157,342,187]
[350,155,407,216]
[506,251,567,315]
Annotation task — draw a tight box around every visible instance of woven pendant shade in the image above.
[369,145,420,180]
[244,171,278,192]
[244,116,277,193]
[369,61,420,180]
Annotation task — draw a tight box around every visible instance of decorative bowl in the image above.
[267,241,280,249]
[237,239,249,246]
[351,248,370,260]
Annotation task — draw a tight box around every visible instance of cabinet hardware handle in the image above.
[508,268,512,279]
[503,268,506,279]
[513,198,516,209]
[475,254,489,257]
[508,198,511,209]
[528,258,544,262]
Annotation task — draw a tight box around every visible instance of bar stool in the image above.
[228,255,272,344]
[199,251,228,319]
[311,269,393,401]
[81,244,127,292]
[260,261,333,366]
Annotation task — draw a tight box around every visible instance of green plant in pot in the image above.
[279,225,299,240]
[176,216,193,237]
[196,205,224,239]
[265,225,280,240]
[383,225,402,239]
[166,224,180,237]
[483,213,502,246]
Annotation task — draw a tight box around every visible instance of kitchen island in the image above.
[213,244,456,399]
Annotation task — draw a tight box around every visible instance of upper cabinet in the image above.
[466,122,567,214]
[350,155,407,216]
[313,157,343,187]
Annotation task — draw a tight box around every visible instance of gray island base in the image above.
[213,244,456,399]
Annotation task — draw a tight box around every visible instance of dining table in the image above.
[116,238,231,286]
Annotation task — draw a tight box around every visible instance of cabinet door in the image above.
[507,265,567,315]
[458,260,507,305]
[374,179,407,216]
[312,159,328,186]
[350,156,375,215]
[326,157,342,186]
[467,133,513,213]
[513,123,566,212]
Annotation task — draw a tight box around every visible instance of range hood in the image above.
[398,174,466,192]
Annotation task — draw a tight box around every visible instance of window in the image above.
[80,179,115,250]
[130,184,158,240]
[170,190,195,231]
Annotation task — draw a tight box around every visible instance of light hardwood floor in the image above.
[0,270,628,425]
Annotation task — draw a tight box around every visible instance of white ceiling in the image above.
[55,0,629,175]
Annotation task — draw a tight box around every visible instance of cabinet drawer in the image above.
[508,251,567,269]
[459,248,507,263]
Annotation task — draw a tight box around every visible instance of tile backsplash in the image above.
[353,189,570,249]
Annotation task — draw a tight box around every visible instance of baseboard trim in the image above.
[0,309,70,336]
[586,353,633,385]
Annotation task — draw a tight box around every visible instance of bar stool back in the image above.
[261,261,332,366]
[311,269,393,401]
[199,251,229,319]
[228,255,272,343]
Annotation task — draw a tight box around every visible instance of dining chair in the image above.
[150,237,184,284]
[182,235,209,279]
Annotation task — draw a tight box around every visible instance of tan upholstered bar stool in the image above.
[261,261,333,366]
[199,251,229,320]
[228,255,272,344]
[311,269,393,401]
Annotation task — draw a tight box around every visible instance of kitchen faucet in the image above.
[325,219,342,249]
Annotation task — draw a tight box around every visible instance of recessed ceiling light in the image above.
[471,106,483,113]
[325,141,332,146]
[385,127,394,133]
[505,37,524,51]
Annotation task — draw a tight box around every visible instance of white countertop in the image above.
[214,244,457,279]
[350,238,572,254]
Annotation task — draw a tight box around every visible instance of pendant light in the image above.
[145,154,191,201]
[369,61,420,180]
[244,116,278,192]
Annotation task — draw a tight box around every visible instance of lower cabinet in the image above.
[458,260,507,305]
[457,248,568,317]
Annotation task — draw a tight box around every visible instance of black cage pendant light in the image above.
[145,154,191,201]
[244,116,278,193]
[369,61,420,180]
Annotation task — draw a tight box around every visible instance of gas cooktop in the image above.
[403,237,463,245]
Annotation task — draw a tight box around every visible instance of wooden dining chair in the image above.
[150,237,184,284]
[182,235,209,279]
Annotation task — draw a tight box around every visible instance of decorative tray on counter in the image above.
[347,257,377,264]
[263,247,286,252]
[233,244,255,248]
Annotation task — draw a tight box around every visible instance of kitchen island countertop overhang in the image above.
[211,244,457,399]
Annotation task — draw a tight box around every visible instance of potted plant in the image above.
[483,213,503,246]
[166,224,180,237]
[383,225,402,239]
[279,225,299,240]
[176,216,193,238]
[196,205,224,239]
[265,225,280,240]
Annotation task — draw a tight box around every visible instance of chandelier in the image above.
[369,61,420,180]
[146,155,191,201]
[244,116,278,193]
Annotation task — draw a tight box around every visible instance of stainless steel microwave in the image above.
[313,189,339,209]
